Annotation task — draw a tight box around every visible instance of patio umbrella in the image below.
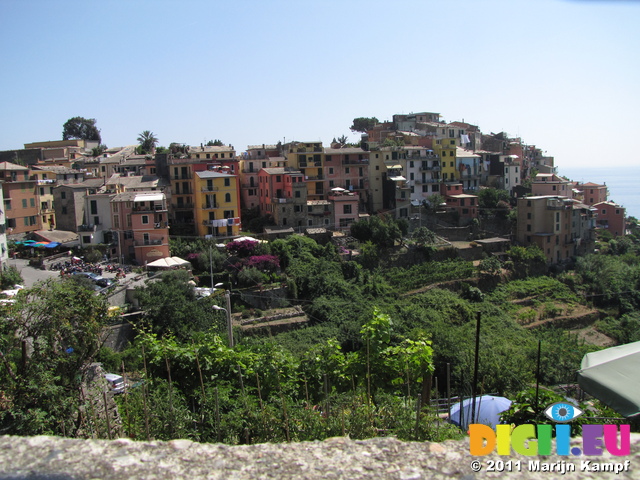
[449,395,512,430]
[578,341,640,418]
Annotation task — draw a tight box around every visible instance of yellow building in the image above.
[285,141,325,200]
[194,170,241,238]
[433,138,458,182]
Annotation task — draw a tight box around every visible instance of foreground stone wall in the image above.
[1,434,639,479]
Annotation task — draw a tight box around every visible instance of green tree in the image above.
[206,139,224,146]
[137,130,159,154]
[412,226,437,247]
[134,270,224,340]
[0,266,23,289]
[62,116,102,143]
[350,117,379,133]
[0,279,109,435]
[477,188,509,209]
[424,194,445,212]
[505,245,547,279]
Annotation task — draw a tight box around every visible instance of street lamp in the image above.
[212,290,233,347]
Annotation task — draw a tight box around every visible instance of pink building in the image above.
[575,182,608,206]
[328,190,359,231]
[443,183,478,223]
[111,192,170,265]
[531,173,571,197]
[594,201,625,237]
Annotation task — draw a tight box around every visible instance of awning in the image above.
[578,341,640,418]
[385,164,402,169]
[134,193,164,202]
[389,176,407,182]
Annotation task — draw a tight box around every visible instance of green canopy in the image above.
[577,341,640,418]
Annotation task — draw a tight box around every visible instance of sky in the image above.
[1,0,639,169]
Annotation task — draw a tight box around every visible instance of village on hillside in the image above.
[0,112,627,269]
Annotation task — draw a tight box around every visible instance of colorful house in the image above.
[594,201,625,237]
[194,170,241,238]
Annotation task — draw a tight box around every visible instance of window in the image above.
[22,199,27,208]
[90,200,97,215]
[142,215,149,224]
[225,193,231,202]
[295,190,301,198]
[24,218,29,226]
[345,168,350,174]
[527,224,531,231]
[343,205,352,214]
[143,233,150,245]
[61,191,66,199]
[224,178,230,187]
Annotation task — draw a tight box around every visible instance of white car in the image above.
[104,373,125,394]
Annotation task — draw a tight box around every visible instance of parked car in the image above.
[96,278,114,288]
[104,373,125,394]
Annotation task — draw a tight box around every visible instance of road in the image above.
[6,258,145,289]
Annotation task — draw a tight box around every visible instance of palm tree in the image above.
[137,130,158,154]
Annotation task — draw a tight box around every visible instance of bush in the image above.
[0,266,23,289]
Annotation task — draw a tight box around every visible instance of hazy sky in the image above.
[1,0,638,168]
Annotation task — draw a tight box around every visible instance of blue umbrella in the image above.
[449,395,512,430]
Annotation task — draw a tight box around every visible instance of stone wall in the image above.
[1,434,638,479]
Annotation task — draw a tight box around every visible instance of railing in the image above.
[420,165,441,171]
[154,222,168,229]
[306,175,323,180]
[271,197,293,204]
[134,239,164,246]
[174,188,193,195]
[36,179,56,185]
[171,203,195,210]
[132,205,166,212]
[172,174,192,180]
[241,183,257,189]
[78,224,97,232]
[202,203,220,209]
[201,186,219,192]
[342,159,369,165]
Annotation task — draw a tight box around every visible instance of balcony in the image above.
[133,204,166,213]
[241,183,257,189]
[78,224,97,232]
[172,174,192,180]
[134,239,164,247]
[201,186,219,192]
[202,203,220,209]
[36,179,56,185]
[174,188,193,195]
[420,164,441,172]
[305,175,324,180]
[171,203,195,210]
[271,197,293,204]
[154,221,169,229]
[342,158,369,165]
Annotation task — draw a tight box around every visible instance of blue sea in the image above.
[558,166,640,220]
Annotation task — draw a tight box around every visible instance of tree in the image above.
[424,194,445,212]
[477,188,509,209]
[137,130,158,154]
[350,117,379,133]
[62,117,101,143]
[206,139,224,146]
[90,144,107,157]
[134,270,224,340]
[412,227,437,248]
[0,279,109,435]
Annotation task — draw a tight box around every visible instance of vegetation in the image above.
[62,116,102,143]
[3,226,640,442]
[137,130,158,154]
[350,117,379,133]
